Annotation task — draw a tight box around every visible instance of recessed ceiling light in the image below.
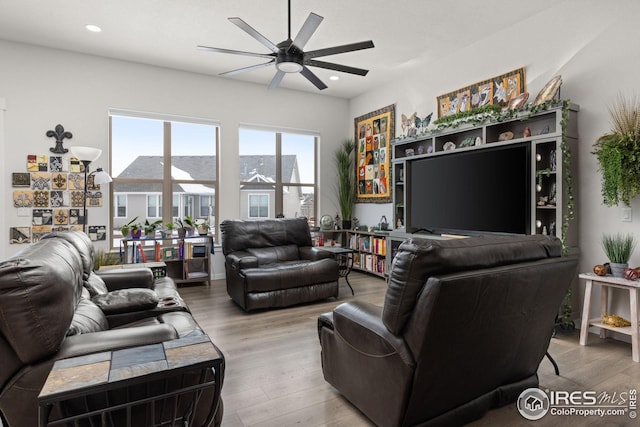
[329,76,339,81]
[85,24,102,33]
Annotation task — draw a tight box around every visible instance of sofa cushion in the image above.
[243,259,339,292]
[246,244,300,264]
[221,217,312,255]
[92,289,159,315]
[0,238,83,363]
[67,298,109,336]
[85,272,109,296]
[42,230,95,282]
[382,235,562,335]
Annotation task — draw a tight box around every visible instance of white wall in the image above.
[0,40,350,276]
[350,0,640,331]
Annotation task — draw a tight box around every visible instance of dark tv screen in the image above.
[409,143,531,235]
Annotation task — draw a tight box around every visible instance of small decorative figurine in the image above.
[523,127,531,138]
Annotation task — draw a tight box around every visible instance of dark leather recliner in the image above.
[0,230,223,427]
[221,217,340,311]
[318,234,578,426]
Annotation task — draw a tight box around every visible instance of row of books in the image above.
[348,235,387,256]
[124,241,207,263]
[352,253,386,275]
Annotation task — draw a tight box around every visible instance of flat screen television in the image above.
[409,142,531,235]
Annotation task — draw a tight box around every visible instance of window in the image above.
[239,127,317,222]
[115,194,127,218]
[110,111,219,247]
[147,194,161,218]
[200,195,214,217]
[248,194,269,218]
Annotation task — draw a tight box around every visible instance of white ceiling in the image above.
[0,0,570,99]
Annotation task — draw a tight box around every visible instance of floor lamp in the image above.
[69,146,112,233]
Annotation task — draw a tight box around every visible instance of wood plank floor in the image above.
[180,272,640,427]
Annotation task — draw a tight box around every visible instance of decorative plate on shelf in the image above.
[320,214,334,230]
[533,75,563,106]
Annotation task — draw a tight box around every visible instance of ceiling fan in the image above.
[197,0,374,90]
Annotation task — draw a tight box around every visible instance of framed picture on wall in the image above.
[437,67,526,118]
[354,104,395,203]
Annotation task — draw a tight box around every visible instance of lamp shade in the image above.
[70,146,102,162]
[93,168,112,185]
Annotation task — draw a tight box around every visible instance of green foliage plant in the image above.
[119,216,139,236]
[592,94,640,206]
[334,138,356,221]
[602,233,636,264]
[143,219,163,234]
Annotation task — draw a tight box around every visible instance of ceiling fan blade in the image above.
[268,70,286,90]
[300,66,327,90]
[305,59,369,76]
[304,40,375,59]
[197,45,275,59]
[220,60,276,77]
[228,17,280,53]
[290,12,323,52]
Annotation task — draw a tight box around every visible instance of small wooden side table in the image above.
[578,273,639,362]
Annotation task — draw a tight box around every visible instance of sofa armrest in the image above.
[226,251,259,270]
[299,246,332,261]
[97,267,155,291]
[330,301,414,366]
[56,324,178,360]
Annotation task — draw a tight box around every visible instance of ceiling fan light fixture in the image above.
[276,59,303,73]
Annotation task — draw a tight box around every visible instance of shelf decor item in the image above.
[602,233,636,277]
[592,94,640,206]
[354,104,394,203]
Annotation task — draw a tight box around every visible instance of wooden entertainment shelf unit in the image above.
[391,102,579,248]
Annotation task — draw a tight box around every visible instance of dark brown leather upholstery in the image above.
[318,235,577,426]
[0,230,223,427]
[221,218,340,311]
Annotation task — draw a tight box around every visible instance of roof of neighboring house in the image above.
[113,155,299,193]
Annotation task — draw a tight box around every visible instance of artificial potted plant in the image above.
[334,138,356,230]
[143,219,162,239]
[129,221,143,239]
[119,216,139,238]
[592,94,640,206]
[196,220,210,236]
[602,233,636,277]
[175,216,195,237]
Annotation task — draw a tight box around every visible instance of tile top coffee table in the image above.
[38,334,224,426]
[317,246,355,295]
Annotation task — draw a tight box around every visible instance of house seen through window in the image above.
[110,111,219,247]
[239,127,317,222]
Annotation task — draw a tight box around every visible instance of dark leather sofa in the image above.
[318,234,577,426]
[0,230,223,427]
[221,217,339,311]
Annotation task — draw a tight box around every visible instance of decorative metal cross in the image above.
[47,124,72,154]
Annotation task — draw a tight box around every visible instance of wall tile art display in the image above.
[10,154,106,243]
[354,104,395,203]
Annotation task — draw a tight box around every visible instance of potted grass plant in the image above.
[334,138,356,230]
[602,233,636,277]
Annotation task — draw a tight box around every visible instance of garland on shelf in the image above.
[431,104,502,129]
[432,100,576,328]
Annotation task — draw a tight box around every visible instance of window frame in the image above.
[109,110,219,247]
[238,127,318,221]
